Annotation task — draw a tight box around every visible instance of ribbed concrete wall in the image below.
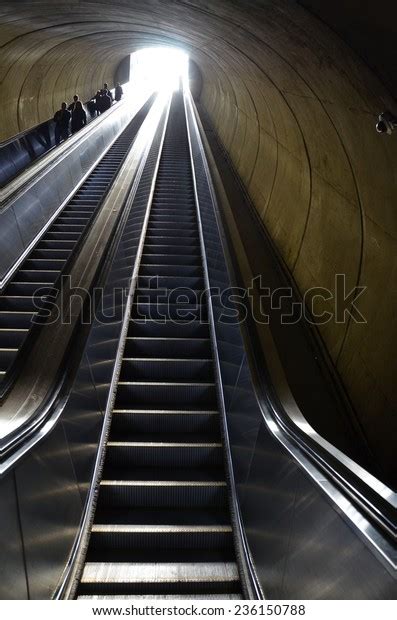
[0,1,396,470]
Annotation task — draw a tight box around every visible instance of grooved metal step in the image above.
[124,337,211,358]
[79,562,239,596]
[105,442,223,469]
[119,358,213,382]
[78,595,242,600]
[90,524,233,550]
[112,409,219,435]
[128,319,209,338]
[98,480,228,509]
[130,303,207,321]
[115,381,217,409]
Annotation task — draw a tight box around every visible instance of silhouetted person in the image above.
[100,89,112,112]
[94,90,102,115]
[115,83,123,102]
[68,94,79,113]
[103,83,113,101]
[53,102,71,144]
[71,100,87,134]
[87,98,97,118]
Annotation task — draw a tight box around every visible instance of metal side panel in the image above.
[242,420,397,599]
[14,423,83,600]
[0,208,25,281]
[31,166,62,221]
[13,191,46,247]
[0,473,28,599]
[61,352,104,503]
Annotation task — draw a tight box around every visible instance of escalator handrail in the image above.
[184,88,263,600]
[0,94,168,474]
[0,91,115,148]
[0,92,153,293]
[0,91,125,208]
[0,96,156,403]
[183,90,397,560]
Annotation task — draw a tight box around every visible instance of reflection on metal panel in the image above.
[0,474,28,600]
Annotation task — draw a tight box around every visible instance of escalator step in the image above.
[124,337,211,358]
[104,442,223,469]
[138,264,202,277]
[115,381,216,408]
[0,347,17,369]
[5,282,56,296]
[130,303,207,321]
[0,328,29,348]
[89,524,232,550]
[149,213,196,222]
[119,358,213,382]
[78,595,242,600]
[30,249,72,259]
[138,275,204,289]
[141,254,202,266]
[128,320,209,338]
[79,562,239,596]
[98,480,227,508]
[0,311,36,328]
[93,507,230,526]
[147,222,197,232]
[112,410,219,434]
[17,269,59,282]
[143,244,201,255]
[134,287,204,303]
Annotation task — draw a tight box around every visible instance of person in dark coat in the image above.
[71,101,87,134]
[94,90,102,115]
[68,94,79,113]
[103,83,113,101]
[100,89,112,112]
[87,98,97,118]
[115,83,123,102]
[53,102,71,144]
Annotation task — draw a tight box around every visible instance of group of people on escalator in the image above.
[53,82,124,145]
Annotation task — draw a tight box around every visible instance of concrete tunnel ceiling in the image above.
[1,0,396,478]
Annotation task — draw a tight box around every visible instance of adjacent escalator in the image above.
[0,101,151,385]
[77,93,241,599]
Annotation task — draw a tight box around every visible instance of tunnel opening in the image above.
[129,47,189,95]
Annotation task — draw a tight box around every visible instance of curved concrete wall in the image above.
[0,0,396,475]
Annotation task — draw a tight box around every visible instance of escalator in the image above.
[77,94,242,599]
[0,103,150,385]
[0,89,393,601]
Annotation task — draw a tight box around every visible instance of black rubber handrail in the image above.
[184,90,263,599]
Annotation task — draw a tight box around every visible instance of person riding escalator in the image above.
[71,101,87,134]
[53,102,71,145]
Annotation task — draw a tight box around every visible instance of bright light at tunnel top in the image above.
[129,48,189,95]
